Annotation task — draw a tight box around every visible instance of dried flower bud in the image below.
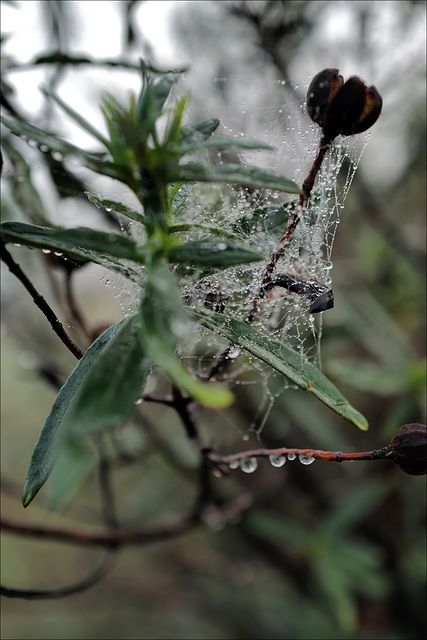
[391,423,427,476]
[307,68,382,139]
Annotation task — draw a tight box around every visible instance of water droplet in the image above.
[134,398,143,405]
[42,249,51,254]
[228,347,241,359]
[229,460,239,470]
[39,144,49,153]
[240,457,258,473]
[217,242,227,250]
[26,139,38,149]
[325,260,333,270]
[299,453,315,465]
[51,150,63,162]
[54,252,63,257]
[287,452,296,461]
[269,454,287,468]
[13,243,21,247]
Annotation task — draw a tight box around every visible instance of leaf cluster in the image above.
[1,63,367,508]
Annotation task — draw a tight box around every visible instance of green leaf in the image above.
[168,222,242,241]
[22,315,151,507]
[137,72,175,126]
[0,139,50,225]
[0,221,144,283]
[139,263,233,409]
[84,191,145,224]
[179,118,220,144]
[1,114,89,159]
[231,202,293,236]
[41,86,109,148]
[178,137,272,156]
[44,439,97,510]
[169,237,264,268]
[172,162,301,193]
[191,309,368,430]
[0,115,129,184]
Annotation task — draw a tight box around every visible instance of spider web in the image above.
[168,73,368,436]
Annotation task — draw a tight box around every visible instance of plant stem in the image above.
[0,241,83,360]
[207,134,332,379]
[245,134,331,324]
[208,444,394,467]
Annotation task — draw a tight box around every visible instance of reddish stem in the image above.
[208,444,394,466]
[245,135,332,324]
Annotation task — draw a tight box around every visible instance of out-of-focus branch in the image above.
[0,553,115,600]
[0,241,83,359]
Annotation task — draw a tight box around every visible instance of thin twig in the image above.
[98,438,120,531]
[0,553,116,600]
[171,386,201,445]
[65,270,89,338]
[0,514,197,548]
[207,444,395,467]
[207,135,332,378]
[0,241,83,359]
[245,135,331,324]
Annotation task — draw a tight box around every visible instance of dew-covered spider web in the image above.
[165,73,369,436]
[31,71,369,438]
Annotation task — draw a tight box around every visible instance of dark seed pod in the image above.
[307,68,382,139]
[391,423,427,476]
[307,68,343,129]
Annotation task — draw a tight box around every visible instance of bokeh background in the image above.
[1,2,426,639]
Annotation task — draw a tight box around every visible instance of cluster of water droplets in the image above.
[231,450,315,474]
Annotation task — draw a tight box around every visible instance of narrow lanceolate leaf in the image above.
[41,86,110,148]
[0,222,144,283]
[22,315,151,507]
[168,223,242,242]
[178,137,273,156]
[173,162,302,194]
[0,115,128,183]
[179,118,220,144]
[1,115,85,158]
[192,309,368,431]
[139,262,234,409]
[169,238,264,268]
[84,192,145,224]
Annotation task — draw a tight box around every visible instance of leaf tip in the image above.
[22,482,38,508]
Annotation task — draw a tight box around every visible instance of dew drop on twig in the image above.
[269,454,287,468]
[287,452,296,461]
[299,453,315,465]
[240,457,258,473]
